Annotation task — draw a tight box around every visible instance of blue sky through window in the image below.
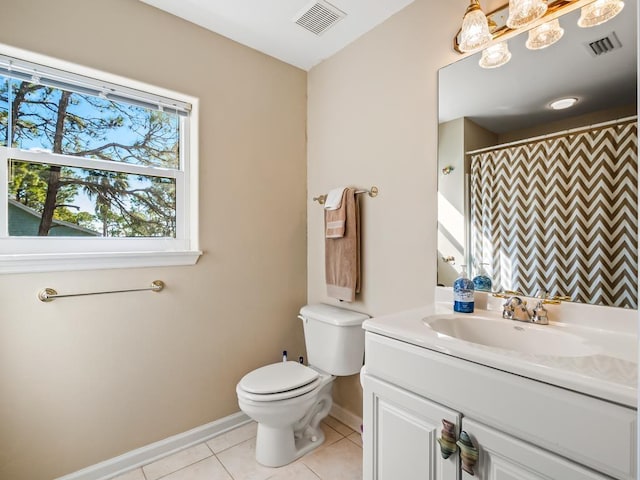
[3,75,180,237]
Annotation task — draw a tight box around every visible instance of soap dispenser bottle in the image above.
[472,263,492,292]
[453,265,475,313]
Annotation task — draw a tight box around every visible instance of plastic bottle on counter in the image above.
[453,265,475,313]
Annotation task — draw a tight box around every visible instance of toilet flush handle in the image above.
[297,314,307,323]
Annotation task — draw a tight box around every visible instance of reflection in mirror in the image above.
[437,2,637,308]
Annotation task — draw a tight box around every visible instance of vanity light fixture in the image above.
[550,97,578,109]
[506,0,548,28]
[454,0,626,68]
[578,0,624,28]
[459,0,493,52]
[526,18,565,49]
[479,41,512,68]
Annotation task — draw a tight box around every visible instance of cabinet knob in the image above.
[437,419,458,459]
[457,431,479,476]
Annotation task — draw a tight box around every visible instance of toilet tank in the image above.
[299,304,369,376]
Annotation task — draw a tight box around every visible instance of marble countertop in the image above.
[363,302,638,408]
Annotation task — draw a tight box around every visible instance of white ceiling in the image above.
[139,0,416,70]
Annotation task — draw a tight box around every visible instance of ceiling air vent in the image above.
[585,31,622,56]
[294,1,346,36]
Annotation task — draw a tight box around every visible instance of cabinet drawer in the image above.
[365,332,637,480]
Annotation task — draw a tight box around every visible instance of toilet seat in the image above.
[237,362,321,402]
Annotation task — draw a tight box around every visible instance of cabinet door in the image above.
[462,418,609,480]
[363,373,460,480]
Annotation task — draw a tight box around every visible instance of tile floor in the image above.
[112,416,363,480]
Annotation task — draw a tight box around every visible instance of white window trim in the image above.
[0,43,201,274]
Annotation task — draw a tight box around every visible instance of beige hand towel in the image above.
[325,188,361,302]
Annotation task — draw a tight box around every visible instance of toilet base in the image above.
[255,382,333,467]
[255,422,326,467]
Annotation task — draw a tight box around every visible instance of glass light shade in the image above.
[479,42,512,69]
[526,19,565,50]
[507,0,548,28]
[578,0,624,27]
[459,1,492,52]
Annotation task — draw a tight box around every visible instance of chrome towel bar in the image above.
[313,185,379,205]
[38,280,165,302]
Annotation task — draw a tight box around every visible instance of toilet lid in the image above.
[239,361,319,395]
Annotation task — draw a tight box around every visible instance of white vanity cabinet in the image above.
[362,331,637,480]
[363,374,460,480]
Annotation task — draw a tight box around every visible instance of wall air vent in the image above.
[585,31,622,56]
[294,1,346,36]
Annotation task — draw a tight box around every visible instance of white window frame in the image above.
[0,44,201,274]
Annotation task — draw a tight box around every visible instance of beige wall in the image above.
[436,118,498,286]
[307,0,470,415]
[0,1,307,479]
[437,118,465,285]
[438,118,465,214]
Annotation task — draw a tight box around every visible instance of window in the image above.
[0,49,200,273]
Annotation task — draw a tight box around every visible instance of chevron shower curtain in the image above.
[470,119,638,309]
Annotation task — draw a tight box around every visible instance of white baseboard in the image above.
[56,412,250,480]
[330,403,362,434]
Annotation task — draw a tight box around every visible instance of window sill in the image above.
[0,250,202,274]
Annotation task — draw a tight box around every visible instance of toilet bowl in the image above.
[236,304,369,467]
[236,362,334,467]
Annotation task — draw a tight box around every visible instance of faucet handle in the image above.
[532,301,549,325]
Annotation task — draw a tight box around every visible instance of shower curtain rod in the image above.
[313,186,379,205]
[37,280,165,302]
[466,115,637,155]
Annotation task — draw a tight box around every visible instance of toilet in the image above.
[236,303,369,467]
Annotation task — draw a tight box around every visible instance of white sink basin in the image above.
[423,314,600,357]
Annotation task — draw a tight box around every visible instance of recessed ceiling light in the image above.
[550,97,578,110]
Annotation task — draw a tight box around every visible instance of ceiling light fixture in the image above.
[578,0,624,28]
[479,42,512,68]
[459,0,493,52]
[550,97,578,110]
[454,0,626,69]
[507,0,548,28]
[526,18,565,49]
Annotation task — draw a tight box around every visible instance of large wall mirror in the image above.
[437,0,637,309]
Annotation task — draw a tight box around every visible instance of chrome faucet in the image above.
[501,289,550,325]
[502,296,531,322]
